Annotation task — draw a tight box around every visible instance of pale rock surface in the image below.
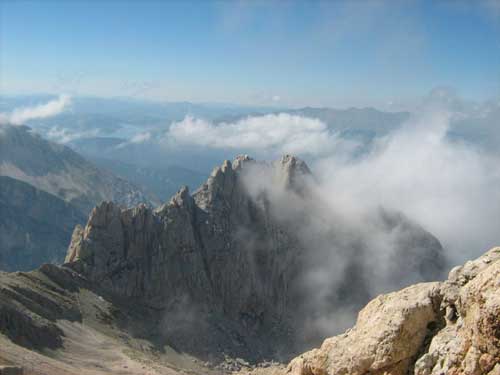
[414,247,500,375]
[286,283,441,375]
[281,247,500,375]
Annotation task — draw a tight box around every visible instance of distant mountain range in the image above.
[284,107,410,138]
[0,125,158,213]
[2,94,498,273]
[0,175,86,271]
[0,124,159,271]
[87,157,206,202]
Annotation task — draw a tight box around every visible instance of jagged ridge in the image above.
[63,154,444,356]
[0,155,479,375]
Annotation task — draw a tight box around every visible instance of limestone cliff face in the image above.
[65,155,444,350]
[65,155,302,328]
[284,247,500,375]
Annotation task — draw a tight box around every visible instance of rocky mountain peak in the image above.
[232,154,254,170]
[278,154,309,171]
[169,185,192,208]
[191,155,310,211]
[62,154,444,359]
[274,154,312,192]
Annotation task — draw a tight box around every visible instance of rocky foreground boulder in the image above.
[277,247,500,375]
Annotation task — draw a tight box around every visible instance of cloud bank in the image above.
[168,113,356,156]
[167,109,500,268]
[313,110,500,265]
[115,131,152,149]
[0,95,71,125]
[233,108,500,339]
[239,150,444,340]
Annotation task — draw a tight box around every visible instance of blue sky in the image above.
[1,0,499,108]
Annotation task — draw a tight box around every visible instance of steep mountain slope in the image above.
[65,155,444,348]
[0,264,213,375]
[0,125,158,214]
[0,244,497,374]
[0,176,86,271]
[0,155,450,374]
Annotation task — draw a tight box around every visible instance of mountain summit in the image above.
[63,155,444,357]
[0,155,448,374]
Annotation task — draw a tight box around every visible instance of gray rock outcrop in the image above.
[66,156,301,327]
[414,247,500,375]
[65,155,444,354]
[0,366,23,375]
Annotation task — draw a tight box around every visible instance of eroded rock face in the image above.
[284,247,500,375]
[64,155,445,355]
[286,282,442,375]
[414,247,500,375]
[66,156,301,328]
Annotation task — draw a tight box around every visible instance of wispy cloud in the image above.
[0,95,71,125]
[115,131,152,149]
[45,126,100,144]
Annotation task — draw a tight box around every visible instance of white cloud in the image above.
[235,108,500,336]
[129,131,151,144]
[313,110,500,265]
[45,126,99,144]
[0,95,71,125]
[115,131,152,149]
[167,113,357,156]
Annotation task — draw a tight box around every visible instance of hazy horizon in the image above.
[2,0,499,110]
